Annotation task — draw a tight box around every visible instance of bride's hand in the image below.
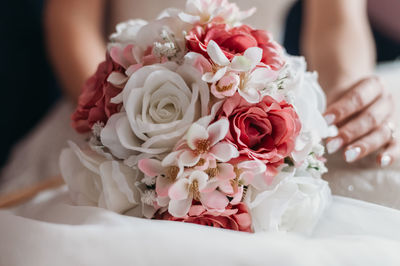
[324,77,399,166]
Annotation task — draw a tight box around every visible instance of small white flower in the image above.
[178,0,256,26]
[92,121,105,139]
[245,171,332,234]
[59,141,141,213]
[141,190,157,206]
[110,19,148,44]
[142,175,156,186]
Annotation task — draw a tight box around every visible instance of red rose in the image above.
[157,203,253,233]
[186,23,284,70]
[71,54,123,133]
[217,93,301,166]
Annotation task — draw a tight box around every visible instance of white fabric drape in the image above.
[1,187,400,266]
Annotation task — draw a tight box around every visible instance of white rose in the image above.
[101,62,210,160]
[109,19,148,44]
[59,141,140,213]
[245,171,332,234]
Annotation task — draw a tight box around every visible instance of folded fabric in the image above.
[1,187,400,266]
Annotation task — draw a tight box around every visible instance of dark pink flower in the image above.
[186,23,284,70]
[216,93,301,167]
[71,54,123,133]
[157,202,253,233]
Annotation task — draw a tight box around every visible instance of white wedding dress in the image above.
[1,1,400,265]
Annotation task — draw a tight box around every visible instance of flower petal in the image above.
[178,12,200,24]
[156,176,173,198]
[238,86,261,103]
[99,161,138,213]
[230,56,252,72]
[107,71,128,87]
[138,159,163,177]
[244,47,263,68]
[179,150,201,167]
[162,150,183,167]
[186,123,209,150]
[157,196,170,207]
[100,113,133,159]
[210,142,239,162]
[168,178,189,201]
[216,163,236,180]
[230,186,244,205]
[202,66,227,83]
[201,190,229,211]
[207,119,229,146]
[188,170,209,191]
[207,40,229,66]
[168,197,192,217]
[249,67,277,84]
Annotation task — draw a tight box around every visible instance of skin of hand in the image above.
[44,0,107,103]
[302,0,399,166]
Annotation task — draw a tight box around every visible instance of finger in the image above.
[343,121,393,163]
[324,77,383,125]
[325,95,392,154]
[337,95,392,144]
[377,140,400,167]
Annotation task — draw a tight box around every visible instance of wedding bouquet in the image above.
[60,0,335,234]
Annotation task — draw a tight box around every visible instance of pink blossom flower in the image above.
[210,72,240,99]
[168,170,229,217]
[185,42,277,102]
[176,119,239,168]
[138,158,182,200]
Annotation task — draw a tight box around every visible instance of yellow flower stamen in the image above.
[190,180,201,201]
[205,167,219,178]
[195,139,211,155]
[167,166,180,182]
[216,83,233,92]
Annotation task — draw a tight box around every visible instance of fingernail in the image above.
[324,114,336,125]
[380,155,392,167]
[326,138,343,154]
[328,125,339,137]
[345,147,361,162]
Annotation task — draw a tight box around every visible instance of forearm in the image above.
[302,0,376,103]
[44,0,106,103]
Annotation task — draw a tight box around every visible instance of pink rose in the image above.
[186,23,284,70]
[216,93,301,167]
[72,54,124,133]
[157,202,253,233]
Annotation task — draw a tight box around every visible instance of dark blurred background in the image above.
[0,0,61,167]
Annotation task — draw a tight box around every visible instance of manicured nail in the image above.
[328,125,339,137]
[324,114,336,125]
[326,138,343,154]
[380,155,392,167]
[345,147,361,162]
